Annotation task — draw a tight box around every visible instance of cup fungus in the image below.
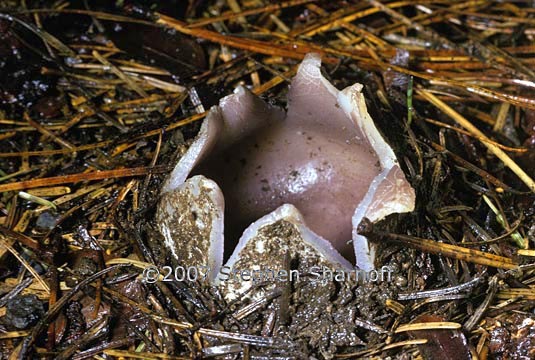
[157,54,415,291]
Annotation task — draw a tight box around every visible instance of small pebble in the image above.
[3,294,45,330]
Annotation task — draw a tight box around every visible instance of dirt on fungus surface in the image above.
[1,0,535,359]
[147,216,431,358]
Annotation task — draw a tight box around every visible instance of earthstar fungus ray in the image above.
[157,54,415,292]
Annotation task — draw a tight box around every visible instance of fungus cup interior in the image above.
[158,53,415,275]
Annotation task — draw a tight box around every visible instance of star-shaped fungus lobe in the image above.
[157,53,415,276]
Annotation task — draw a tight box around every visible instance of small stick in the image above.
[156,13,338,63]
[23,113,74,150]
[430,142,516,193]
[92,50,148,97]
[0,165,169,192]
[187,0,315,28]
[358,219,519,270]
